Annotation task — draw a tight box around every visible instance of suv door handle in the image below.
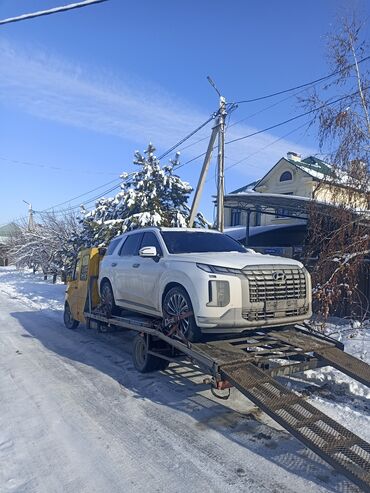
[132,263,140,268]
[111,262,117,267]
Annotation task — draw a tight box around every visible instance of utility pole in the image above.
[23,200,35,231]
[188,122,219,227]
[216,96,227,232]
[188,77,227,231]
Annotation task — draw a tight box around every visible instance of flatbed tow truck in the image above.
[64,247,370,492]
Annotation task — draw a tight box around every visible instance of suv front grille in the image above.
[243,265,307,303]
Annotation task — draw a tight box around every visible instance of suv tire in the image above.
[100,280,118,317]
[163,286,202,342]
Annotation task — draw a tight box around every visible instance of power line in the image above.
[225,89,366,146]
[46,116,219,214]
[40,178,122,213]
[8,115,216,220]
[224,120,310,174]
[227,85,311,131]
[0,0,109,26]
[0,155,119,176]
[171,92,302,159]
[46,184,123,215]
[158,113,216,160]
[51,117,219,212]
[176,88,364,170]
[233,55,370,104]
[202,121,309,187]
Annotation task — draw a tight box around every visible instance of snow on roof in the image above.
[231,155,355,195]
[225,190,312,202]
[230,180,260,194]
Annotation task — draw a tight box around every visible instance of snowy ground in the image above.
[0,266,369,493]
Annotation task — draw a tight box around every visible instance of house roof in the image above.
[288,155,334,180]
[231,180,260,194]
[224,190,370,220]
[231,155,339,196]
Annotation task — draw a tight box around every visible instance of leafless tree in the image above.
[9,211,81,281]
[300,13,370,322]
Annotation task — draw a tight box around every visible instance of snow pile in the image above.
[0,266,65,315]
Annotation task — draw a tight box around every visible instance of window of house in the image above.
[230,208,241,226]
[279,171,293,182]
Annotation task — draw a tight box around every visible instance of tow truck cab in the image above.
[64,247,104,328]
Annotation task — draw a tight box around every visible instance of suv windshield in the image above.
[160,231,246,254]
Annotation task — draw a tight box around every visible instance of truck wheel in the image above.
[132,334,169,373]
[100,280,117,317]
[64,302,79,330]
[163,286,202,342]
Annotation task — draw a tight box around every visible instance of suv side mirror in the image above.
[139,246,158,258]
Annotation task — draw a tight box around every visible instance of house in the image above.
[225,152,368,228]
[223,153,370,317]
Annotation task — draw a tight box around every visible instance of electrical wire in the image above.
[225,89,367,146]
[40,178,123,213]
[176,88,365,170]
[0,0,109,26]
[158,113,216,160]
[0,155,119,176]
[202,121,310,187]
[45,116,219,213]
[232,55,370,104]
[224,120,310,174]
[44,121,216,214]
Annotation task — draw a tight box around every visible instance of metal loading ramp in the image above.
[270,328,370,388]
[314,347,370,388]
[220,362,370,492]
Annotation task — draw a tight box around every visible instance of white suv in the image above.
[98,227,312,341]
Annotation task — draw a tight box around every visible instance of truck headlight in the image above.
[207,280,230,307]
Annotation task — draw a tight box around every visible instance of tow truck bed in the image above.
[84,309,370,492]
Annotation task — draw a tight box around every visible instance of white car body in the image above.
[98,227,312,335]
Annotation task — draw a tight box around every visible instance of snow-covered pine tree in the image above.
[79,144,208,247]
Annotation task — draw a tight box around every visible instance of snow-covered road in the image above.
[0,268,367,492]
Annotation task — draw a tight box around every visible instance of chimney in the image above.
[287,151,301,162]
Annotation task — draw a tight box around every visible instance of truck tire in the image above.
[132,334,169,373]
[100,280,118,317]
[64,302,79,330]
[163,286,202,342]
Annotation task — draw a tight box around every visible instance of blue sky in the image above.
[0,0,369,225]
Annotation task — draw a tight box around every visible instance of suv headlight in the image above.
[196,263,242,275]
